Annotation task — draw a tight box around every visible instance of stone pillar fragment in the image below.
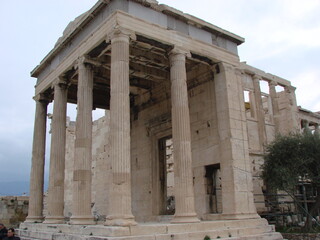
[105,27,137,226]
[214,62,259,219]
[169,47,199,223]
[70,58,94,225]
[284,85,299,132]
[25,94,49,223]
[44,80,68,224]
[253,75,267,150]
[268,81,280,133]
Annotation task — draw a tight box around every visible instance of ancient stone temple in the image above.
[22,0,320,239]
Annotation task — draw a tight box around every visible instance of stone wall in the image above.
[64,113,110,220]
[0,196,28,227]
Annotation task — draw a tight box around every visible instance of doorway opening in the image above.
[158,136,175,215]
[205,164,222,213]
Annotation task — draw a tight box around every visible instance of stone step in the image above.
[18,218,281,240]
[18,225,279,240]
[19,232,283,240]
[19,218,271,236]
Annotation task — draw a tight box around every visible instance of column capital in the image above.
[268,80,278,87]
[252,74,262,81]
[33,93,50,103]
[51,77,68,89]
[106,25,136,43]
[74,56,95,70]
[285,85,296,93]
[75,56,87,69]
[168,47,191,59]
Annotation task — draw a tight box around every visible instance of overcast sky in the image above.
[0,0,319,188]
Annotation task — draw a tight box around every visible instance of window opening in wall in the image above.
[261,93,272,123]
[275,85,285,93]
[259,80,273,123]
[158,136,175,215]
[205,164,222,213]
[259,80,269,94]
[243,90,254,118]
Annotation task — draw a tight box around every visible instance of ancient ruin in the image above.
[20,0,320,239]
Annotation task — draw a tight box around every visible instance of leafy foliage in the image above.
[262,131,320,192]
[262,131,320,231]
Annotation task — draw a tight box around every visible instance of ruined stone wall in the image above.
[0,196,28,228]
[63,113,110,220]
[239,68,320,216]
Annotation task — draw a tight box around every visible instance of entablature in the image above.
[31,0,243,80]
[34,10,240,100]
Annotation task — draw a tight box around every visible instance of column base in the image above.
[43,216,65,224]
[70,216,95,225]
[206,213,261,220]
[105,215,137,226]
[171,213,200,223]
[25,216,44,223]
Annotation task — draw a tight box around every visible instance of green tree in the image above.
[262,131,320,231]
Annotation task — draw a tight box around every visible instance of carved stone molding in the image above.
[106,25,136,43]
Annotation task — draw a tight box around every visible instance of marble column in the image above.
[252,75,267,151]
[169,47,199,223]
[268,81,280,133]
[105,27,137,226]
[44,80,68,224]
[284,85,299,132]
[214,62,258,219]
[25,94,49,223]
[70,58,95,225]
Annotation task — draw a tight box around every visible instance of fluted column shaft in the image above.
[169,48,199,223]
[268,81,280,133]
[105,28,136,226]
[70,59,94,224]
[44,81,67,224]
[253,75,267,150]
[26,95,48,222]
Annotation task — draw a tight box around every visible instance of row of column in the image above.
[26,28,199,225]
[251,75,299,148]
